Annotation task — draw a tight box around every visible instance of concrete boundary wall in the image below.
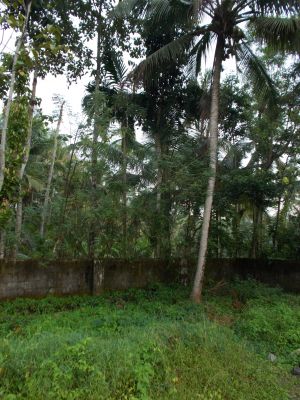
[0,258,299,300]
[0,260,93,300]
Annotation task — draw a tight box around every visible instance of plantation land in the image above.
[0,280,299,400]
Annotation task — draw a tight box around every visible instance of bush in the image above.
[234,298,300,367]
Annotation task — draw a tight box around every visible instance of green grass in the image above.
[0,281,299,400]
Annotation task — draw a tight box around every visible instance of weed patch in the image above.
[0,281,298,399]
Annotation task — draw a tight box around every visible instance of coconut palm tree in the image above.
[114,0,300,302]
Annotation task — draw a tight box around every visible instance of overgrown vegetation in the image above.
[0,281,299,399]
[0,1,299,397]
[0,1,299,268]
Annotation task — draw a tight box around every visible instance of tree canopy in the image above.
[0,0,299,298]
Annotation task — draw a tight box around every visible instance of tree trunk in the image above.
[12,68,38,260]
[12,197,22,261]
[233,204,243,258]
[191,37,223,303]
[259,208,263,256]
[216,210,220,258]
[155,132,162,258]
[19,68,38,183]
[183,202,192,259]
[91,18,102,192]
[272,196,281,251]
[122,123,128,257]
[53,123,81,256]
[0,230,5,260]
[0,2,32,193]
[161,185,172,258]
[88,6,102,258]
[250,205,262,259]
[40,101,64,238]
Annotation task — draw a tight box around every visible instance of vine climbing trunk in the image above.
[12,68,38,261]
[40,101,64,238]
[13,198,22,261]
[191,36,224,303]
[0,1,32,193]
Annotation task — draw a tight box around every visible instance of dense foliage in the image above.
[0,3,299,398]
[0,0,299,261]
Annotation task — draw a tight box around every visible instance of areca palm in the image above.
[101,52,141,257]
[114,0,300,302]
[83,50,146,257]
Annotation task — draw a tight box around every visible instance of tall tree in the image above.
[0,0,32,193]
[81,0,132,257]
[115,0,300,301]
[0,0,94,258]
[40,100,64,238]
[12,68,37,260]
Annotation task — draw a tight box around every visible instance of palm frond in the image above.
[187,29,215,77]
[147,0,199,29]
[150,0,206,21]
[112,0,147,18]
[151,0,214,28]
[236,41,277,104]
[130,28,206,82]
[113,0,200,28]
[25,174,44,192]
[293,61,300,75]
[150,0,172,21]
[103,50,128,86]
[250,16,300,54]
[247,0,300,16]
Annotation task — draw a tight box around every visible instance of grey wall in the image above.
[0,260,92,300]
[0,258,299,300]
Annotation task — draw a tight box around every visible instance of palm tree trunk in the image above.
[91,17,102,191]
[12,197,23,261]
[88,6,102,258]
[259,207,263,256]
[0,230,5,260]
[155,132,162,258]
[53,124,81,256]
[233,204,243,258]
[40,101,64,238]
[250,205,262,259]
[216,210,220,258]
[12,68,38,261]
[191,37,223,303]
[0,2,32,193]
[122,124,128,257]
[183,202,192,259]
[161,185,172,258]
[273,196,281,251]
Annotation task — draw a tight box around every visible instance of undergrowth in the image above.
[0,281,299,400]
